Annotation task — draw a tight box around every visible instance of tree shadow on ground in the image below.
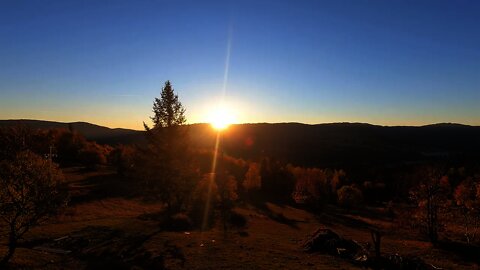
[250,200,302,229]
[316,211,377,231]
[68,172,136,206]
[24,226,184,270]
[436,239,480,264]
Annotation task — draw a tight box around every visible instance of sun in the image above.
[208,105,236,131]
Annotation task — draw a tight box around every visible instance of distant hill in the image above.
[2,119,480,170]
[0,119,142,144]
[191,122,480,168]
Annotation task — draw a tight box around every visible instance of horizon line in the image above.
[1,118,479,131]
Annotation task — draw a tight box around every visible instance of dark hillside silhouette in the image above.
[190,123,480,169]
[2,120,480,169]
[0,119,142,144]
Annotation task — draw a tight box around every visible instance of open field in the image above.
[0,168,476,269]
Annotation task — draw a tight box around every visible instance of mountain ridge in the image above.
[2,119,478,131]
[2,119,480,170]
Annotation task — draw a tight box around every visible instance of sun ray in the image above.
[201,25,233,234]
[201,131,221,231]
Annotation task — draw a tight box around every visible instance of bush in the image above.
[229,211,248,228]
[337,185,363,208]
[155,213,192,231]
[166,213,192,231]
[188,174,216,230]
[108,145,135,176]
[79,143,107,170]
[56,129,87,165]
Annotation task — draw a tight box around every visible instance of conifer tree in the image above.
[145,80,186,130]
[139,81,194,213]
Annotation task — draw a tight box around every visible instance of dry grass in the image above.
[57,198,163,223]
[2,168,479,269]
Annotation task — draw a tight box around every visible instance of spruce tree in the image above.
[146,80,186,130]
[139,81,194,213]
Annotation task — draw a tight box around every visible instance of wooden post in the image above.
[371,229,381,258]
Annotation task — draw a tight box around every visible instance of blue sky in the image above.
[0,0,479,129]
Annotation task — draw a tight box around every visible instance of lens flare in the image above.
[209,105,236,131]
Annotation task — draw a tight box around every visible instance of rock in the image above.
[303,228,439,270]
[302,228,366,259]
[302,228,341,253]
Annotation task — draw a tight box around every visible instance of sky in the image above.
[0,0,479,129]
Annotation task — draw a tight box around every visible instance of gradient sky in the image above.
[1,0,479,129]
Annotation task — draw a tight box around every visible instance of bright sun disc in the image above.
[209,105,235,131]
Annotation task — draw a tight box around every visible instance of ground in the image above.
[1,168,478,269]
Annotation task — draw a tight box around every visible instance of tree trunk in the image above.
[0,231,17,266]
[221,199,228,239]
[426,197,438,243]
[371,230,381,258]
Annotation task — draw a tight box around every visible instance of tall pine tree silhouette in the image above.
[145,80,186,130]
[139,81,194,213]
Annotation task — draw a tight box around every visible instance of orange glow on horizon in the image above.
[208,105,236,131]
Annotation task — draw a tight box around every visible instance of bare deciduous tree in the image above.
[0,151,68,265]
[409,167,450,243]
[454,177,480,243]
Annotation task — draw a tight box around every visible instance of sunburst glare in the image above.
[208,105,236,131]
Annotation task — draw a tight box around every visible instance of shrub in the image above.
[108,145,136,176]
[165,213,192,231]
[79,143,107,170]
[243,162,261,192]
[188,174,217,229]
[56,129,87,165]
[229,211,248,228]
[291,166,330,207]
[337,185,363,208]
